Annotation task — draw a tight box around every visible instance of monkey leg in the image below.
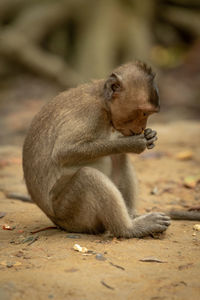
[51,167,170,238]
[111,154,137,217]
[51,167,134,237]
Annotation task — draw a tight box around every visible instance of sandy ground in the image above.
[0,121,200,300]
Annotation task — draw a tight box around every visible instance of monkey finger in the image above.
[146,136,157,145]
[144,128,152,135]
[145,130,157,140]
[147,143,155,149]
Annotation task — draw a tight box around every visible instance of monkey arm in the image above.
[52,134,147,165]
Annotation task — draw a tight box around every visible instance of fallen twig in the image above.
[109,261,125,270]
[101,280,115,290]
[31,226,58,234]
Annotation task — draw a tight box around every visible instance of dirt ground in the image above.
[0,120,200,300]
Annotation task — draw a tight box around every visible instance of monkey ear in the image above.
[103,73,123,100]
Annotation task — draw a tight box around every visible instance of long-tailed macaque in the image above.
[23,61,200,238]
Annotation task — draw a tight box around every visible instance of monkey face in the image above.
[103,62,160,136]
[110,105,156,136]
[108,87,159,136]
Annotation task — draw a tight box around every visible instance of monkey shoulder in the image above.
[47,83,108,143]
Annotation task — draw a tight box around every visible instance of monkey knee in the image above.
[76,166,96,177]
[77,166,107,178]
[76,167,112,189]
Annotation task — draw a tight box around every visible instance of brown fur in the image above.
[23,62,171,238]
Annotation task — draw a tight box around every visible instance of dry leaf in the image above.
[183,175,200,189]
[0,261,22,267]
[2,224,14,230]
[139,257,166,263]
[175,150,193,161]
[13,262,22,267]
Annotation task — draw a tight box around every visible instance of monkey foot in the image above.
[132,212,171,238]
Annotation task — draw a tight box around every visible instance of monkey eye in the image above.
[111,83,120,92]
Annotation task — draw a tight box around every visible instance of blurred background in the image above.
[0,0,200,145]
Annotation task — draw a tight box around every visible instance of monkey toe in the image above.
[154,215,171,230]
[133,224,168,237]
[156,212,166,216]
[158,220,171,226]
[157,214,171,220]
[152,224,168,233]
[163,216,171,221]
[146,212,171,228]
[153,213,171,222]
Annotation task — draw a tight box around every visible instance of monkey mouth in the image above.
[114,127,141,137]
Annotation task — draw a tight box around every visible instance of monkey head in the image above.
[104,62,160,136]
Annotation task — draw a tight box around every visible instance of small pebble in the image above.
[6,262,13,268]
[66,234,81,239]
[95,253,106,261]
[0,212,6,218]
[151,187,159,195]
[193,224,200,231]
[73,244,88,253]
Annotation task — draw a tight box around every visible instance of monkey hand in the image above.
[129,134,148,154]
[144,128,157,149]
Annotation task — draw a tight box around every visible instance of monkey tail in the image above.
[168,210,200,221]
[5,192,32,203]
